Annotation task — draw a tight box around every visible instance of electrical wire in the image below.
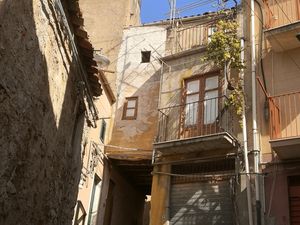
[177,0,218,13]
[165,0,218,15]
[255,0,268,98]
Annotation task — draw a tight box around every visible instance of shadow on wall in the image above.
[95,159,145,225]
[0,1,84,225]
[169,180,234,225]
[110,61,161,150]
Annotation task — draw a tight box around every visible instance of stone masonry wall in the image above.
[0,1,86,224]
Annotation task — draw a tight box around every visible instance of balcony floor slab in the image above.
[270,137,300,159]
[154,132,238,156]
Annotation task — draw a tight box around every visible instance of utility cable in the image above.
[255,0,268,97]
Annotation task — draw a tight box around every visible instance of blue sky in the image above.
[141,0,236,24]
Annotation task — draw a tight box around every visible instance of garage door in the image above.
[170,179,234,225]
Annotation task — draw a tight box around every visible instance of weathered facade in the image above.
[107,23,167,215]
[2,0,300,224]
[79,0,141,96]
[150,12,247,225]
[72,1,153,225]
[248,0,300,224]
[0,0,102,225]
[74,71,146,225]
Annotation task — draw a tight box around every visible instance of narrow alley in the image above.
[0,0,300,225]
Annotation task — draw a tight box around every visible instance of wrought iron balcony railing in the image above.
[156,96,234,142]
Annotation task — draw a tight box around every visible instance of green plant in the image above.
[205,20,243,70]
[225,78,244,127]
[203,20,245,127]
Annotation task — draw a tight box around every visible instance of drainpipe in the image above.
[250,0,262,224]
[241,38,254,225]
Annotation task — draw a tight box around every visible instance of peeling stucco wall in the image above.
[110,25,167,151]
[0,1,88,224]
[160,52,217,108]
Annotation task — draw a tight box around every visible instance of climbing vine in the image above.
[203,20,245,127]
[225,78,244,127]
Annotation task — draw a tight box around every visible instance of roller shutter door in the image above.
[170,179,234,225]
[289,176,300,225]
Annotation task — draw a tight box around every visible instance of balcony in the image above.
[168,24,209,55]
[263,0,300,51]
[269,91,300,159]
[154,96,238,157]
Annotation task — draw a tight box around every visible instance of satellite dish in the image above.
[94,52,110,67]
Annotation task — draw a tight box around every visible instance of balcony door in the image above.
[182,73,220,137]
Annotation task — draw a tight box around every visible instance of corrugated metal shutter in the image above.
[170,179,234,225]
[289,176,300,225]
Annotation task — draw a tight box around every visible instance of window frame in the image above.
[207,25,217,43]
[122,97,138,120]
[141,51,151,63]
[182,72,221,127]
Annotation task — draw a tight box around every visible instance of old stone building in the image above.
[150,11,246,225]
[1,0,300,225]
[0,0,101,224]
[247,0,300,223]
[72,1,149,225]
[105,8,249,225]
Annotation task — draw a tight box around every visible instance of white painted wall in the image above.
[116,26,167,109]
[109,25,167,151]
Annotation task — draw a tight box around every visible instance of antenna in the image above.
[169,0,177,26]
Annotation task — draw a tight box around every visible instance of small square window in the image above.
[141,51,151,63]
[122,97,138,120]
[207,26,217,43]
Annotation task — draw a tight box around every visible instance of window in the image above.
[207,25,217,43]
[185,80,200,126]
[122,97,138,120]
[184,74,219,126]
[141,51,151,63]
[87,175,102,225]
[100,119,106,143]
[204,76,219,124]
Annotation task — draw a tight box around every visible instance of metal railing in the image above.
[156,96,234,142]
[172,24,208,53]
[269,91,300,139]
[264,0,300,29]
[74,200,87,225]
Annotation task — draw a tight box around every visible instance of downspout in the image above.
[241,38,254,225]
[250,0,262,223]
